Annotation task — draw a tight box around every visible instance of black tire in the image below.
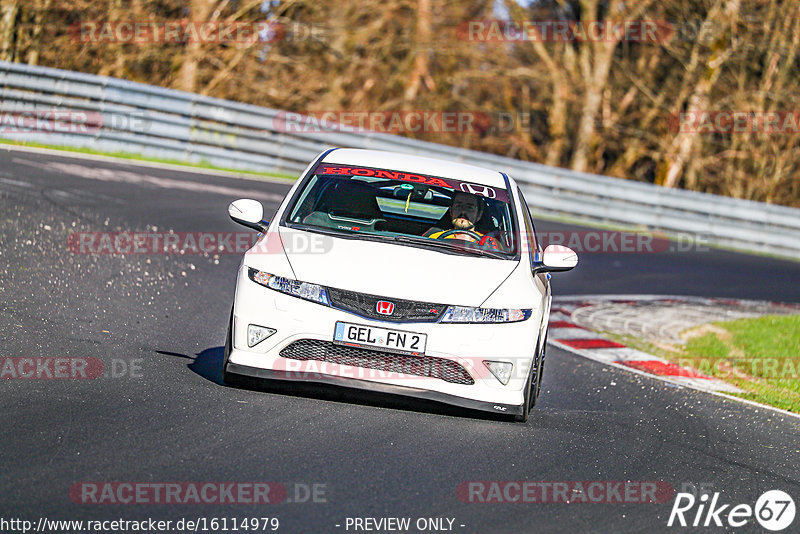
[514,332,547,422]
[514,349,539,423]
[221,306,235,385]
[514,390,531,423]
[534,333,548,402]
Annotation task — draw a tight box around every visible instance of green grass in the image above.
[0,138,298,182]
[720,315,800,362]
[606,315,800,412]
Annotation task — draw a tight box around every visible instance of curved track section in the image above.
[1,148,798,533]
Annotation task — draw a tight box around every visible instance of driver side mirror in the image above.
[533,245,578,273]
[228,199,269,232]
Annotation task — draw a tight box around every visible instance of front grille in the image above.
[279,340,474,385]
[327,287,445,323]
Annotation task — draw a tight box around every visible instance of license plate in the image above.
[333,322,427,355]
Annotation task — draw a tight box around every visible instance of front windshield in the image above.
[285,163,517,258]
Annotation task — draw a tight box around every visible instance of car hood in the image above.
[277,227,517,307]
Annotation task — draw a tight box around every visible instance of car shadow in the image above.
[159,347,511,422]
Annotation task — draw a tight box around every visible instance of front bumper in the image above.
[226,362,524,416]
[229,265,541,416]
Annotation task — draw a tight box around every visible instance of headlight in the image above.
[440,306,531,323]
[247,268,330,306]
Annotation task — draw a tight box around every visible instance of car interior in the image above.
[293,175,514,251]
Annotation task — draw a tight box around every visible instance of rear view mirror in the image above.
[228,199,268,232]
[535,245,578,273]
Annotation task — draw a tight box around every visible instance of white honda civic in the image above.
[223,148,577,421]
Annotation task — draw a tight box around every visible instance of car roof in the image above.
[321,148,509,189]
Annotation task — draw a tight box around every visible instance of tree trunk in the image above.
[0,0,19,62]
[25,0,52,66]
[569,0,619,173]
[404,0,434,103]
[659,0,740,188]
[176,0,219,92]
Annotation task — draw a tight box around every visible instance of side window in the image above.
[517,188,539,262]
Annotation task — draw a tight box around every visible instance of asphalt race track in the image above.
[1,147,799,533]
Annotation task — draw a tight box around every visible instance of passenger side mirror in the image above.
[534,245,578,273]
[228,199,269,232]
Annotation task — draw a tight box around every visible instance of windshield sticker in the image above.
[314,164,508,202]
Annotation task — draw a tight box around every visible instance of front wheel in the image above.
[514,373,535,422]
[533,333,548,402]
[514,333,547,422]
[514,394,532,423]
[514,356,539,423]
[221,306,235,384]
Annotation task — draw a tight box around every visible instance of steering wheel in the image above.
[436,229,483,242]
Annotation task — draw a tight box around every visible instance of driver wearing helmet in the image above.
[424,192,499,249]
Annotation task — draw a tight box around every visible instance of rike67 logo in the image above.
[668,490,795,530]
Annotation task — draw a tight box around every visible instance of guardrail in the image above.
[2,60,799,259]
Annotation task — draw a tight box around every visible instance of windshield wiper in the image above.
[393,235,505,259]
